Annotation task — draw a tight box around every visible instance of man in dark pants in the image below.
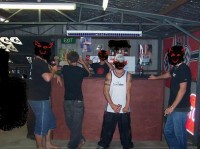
[97,54,134,149]
[61,51,91,149]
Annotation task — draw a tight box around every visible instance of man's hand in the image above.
[56,75,62,87]
[122,106,129,113]
[51,65,58,73]
[78,56,85,65]
[148,74,157,80]
[164,106,174,116]
[111,103,121,113]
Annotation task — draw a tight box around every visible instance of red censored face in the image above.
[98,50,108,61]
[168,46,184,65]
[170,53,182,64]
[113,61,127,69]
[34,41,53,61]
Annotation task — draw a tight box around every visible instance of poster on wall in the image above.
[80,37,92,52]
[138,44,152,65]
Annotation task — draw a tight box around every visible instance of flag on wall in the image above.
[163,31,199,82]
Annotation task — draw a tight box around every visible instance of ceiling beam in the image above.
[165,19,200,42]
[160,0,189,15]
[75,2,200,25]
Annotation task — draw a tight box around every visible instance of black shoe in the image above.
[77,138,86,149]
[123,143,134,149]
[26,134,35,140]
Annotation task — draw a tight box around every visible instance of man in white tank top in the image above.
[97,54,134,149]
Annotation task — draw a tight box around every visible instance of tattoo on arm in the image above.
[104,82,110,86]
[104,77,111,86]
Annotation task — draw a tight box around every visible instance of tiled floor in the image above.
[0,125,197,149]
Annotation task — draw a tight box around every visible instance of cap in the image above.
[115,54,124,63]
[96,45,103,51]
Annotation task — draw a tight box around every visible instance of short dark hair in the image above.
[67,51,79,63]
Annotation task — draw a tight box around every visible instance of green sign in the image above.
[61,37,76,44]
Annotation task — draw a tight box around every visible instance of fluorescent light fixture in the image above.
[102,0,109,11]
[0,2,76,10]
[66,30,142,37]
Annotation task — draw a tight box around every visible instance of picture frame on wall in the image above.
[80,37,92,52]
[138,44,152,65]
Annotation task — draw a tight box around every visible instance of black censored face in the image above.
[168,46,184,65]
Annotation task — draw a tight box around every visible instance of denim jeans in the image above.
[28,100,56,136]
[64,100,84,149]
[164,111,188,149]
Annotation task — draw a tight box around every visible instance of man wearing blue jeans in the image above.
[149,45,191,149]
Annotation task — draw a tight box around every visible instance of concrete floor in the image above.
[0,125,197,149]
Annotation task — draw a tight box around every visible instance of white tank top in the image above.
[106,70,130,113]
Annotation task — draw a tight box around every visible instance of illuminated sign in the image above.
[186,93,196,135]
[61,37,76,44]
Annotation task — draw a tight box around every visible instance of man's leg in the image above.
[164,112,188,149]
[118,113,134,149]
[35,134,44,149]
[45,130,60,149]
[173,112,188,149]
[64,100,85,149]
[98,112,117,149]
[70,100,85,149]
[164,113,177,148]
[64,100,74,148]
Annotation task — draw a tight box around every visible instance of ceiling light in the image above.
[66,30,142,37]
[0,2,76,10]
[0,16,9,22]
[102,0,109,11]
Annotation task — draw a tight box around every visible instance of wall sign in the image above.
[0,37,22,52]
[186,93,196,135]
[61,37,76,44]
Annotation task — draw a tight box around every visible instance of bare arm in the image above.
[42,65,58,82]
[148,71,171,80]
[164,82,187,115]
[78,56,92,76]
[123,72,132,112]
[54,74,63,86]
[103,73,121,113]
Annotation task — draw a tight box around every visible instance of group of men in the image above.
[27,41,191,149]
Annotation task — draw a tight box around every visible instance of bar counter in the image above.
[51,77,165,141]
